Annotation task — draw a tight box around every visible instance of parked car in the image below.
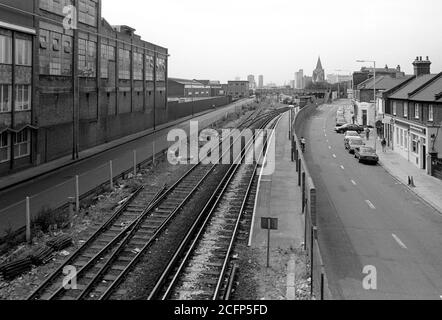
[335,123,364,134]
[336,119,347,127]
[355,146,379,164]
[344,131,360,144]
[345,137,365,154]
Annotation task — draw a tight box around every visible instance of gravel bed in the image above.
[111,164,231,299]
[0,158,191,300]
[233,245,312,300]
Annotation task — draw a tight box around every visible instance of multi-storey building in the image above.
[247,75,256,91]
[383,56,442,173]
[227,81,249,100]
[196,80,225,97]
[354,75,412,128]
[258,75,263,89]
[295,69,304,89]
[0,0,168,176]
[353,65,405,87]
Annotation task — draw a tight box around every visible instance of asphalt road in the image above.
[300,100,442,300]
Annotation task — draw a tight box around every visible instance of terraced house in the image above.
[383,56,442,177]
[0,0,168,176]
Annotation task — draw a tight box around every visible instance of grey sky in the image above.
[102,0,442,85]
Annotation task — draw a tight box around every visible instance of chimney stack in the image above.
[413,56,431,77]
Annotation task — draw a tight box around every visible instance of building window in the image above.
[412,135,418,154]
[118,49,130,80]
[156,56,166,81]
[414,103,420,119]
[392,101,397,116]
[15,85,31,111]
[78,38,96,77]
[403,102,408,118]
[39,30,72,76]
[0,34,12,64]
[0,132,10,163]
[78,0,98,27]
[13,130,30,159]
[40,0,71,15]
[100,44,115,78]
[15,38,32,66]
[133,52,143,80]
[0,85,12,113]
[145,54,154,81]
[429,104,434,122]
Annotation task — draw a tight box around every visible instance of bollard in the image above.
[26,197,31,243]
[320,273,325,300]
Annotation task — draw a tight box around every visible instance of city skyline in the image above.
[103,0,442,85]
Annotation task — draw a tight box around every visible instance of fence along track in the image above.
[26,185,164,300]
[27,107,283,300]
[147,113,281,300]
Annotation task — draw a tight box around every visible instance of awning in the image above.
[0,124,39,134]
[9,124,39,133]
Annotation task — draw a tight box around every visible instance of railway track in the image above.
[27,108,285,300]
[147,113,282,300]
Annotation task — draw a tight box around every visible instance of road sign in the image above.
[261,217,278,230]
[261,217,278,268]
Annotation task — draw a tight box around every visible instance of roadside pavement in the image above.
[0,100,252,192]
[365,135,442,214]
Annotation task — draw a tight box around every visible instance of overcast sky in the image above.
[102,0,442,85]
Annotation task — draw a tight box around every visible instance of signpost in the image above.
[261,217,278,268]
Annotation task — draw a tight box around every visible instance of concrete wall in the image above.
[167,96,230,122]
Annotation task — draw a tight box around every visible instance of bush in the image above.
[33,206,70,233]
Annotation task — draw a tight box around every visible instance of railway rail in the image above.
[27,107,286,300]
[147,113,281,300]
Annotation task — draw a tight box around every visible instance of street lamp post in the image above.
[357,60,377,151]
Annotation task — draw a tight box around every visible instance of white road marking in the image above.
[325,134,327,137]
[340,165,345,170]
[392,234,408,249]
[329,146,332,150]
[351,180,357,186]
[333,154,336,158]
[365,200,376,210]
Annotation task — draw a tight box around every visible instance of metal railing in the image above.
[291,100,332,300]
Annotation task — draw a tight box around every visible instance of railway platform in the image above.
[249,111,305,299]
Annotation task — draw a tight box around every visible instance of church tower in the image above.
[312,56,325,83]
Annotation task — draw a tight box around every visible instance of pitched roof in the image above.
[408,73,442,102]
[389,74,438,100]
[168,78,204,86]
[357,75,413,91]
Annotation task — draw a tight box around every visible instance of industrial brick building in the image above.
[227,81,249,100]
[0,0,169,176]
[167,78,209,99]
